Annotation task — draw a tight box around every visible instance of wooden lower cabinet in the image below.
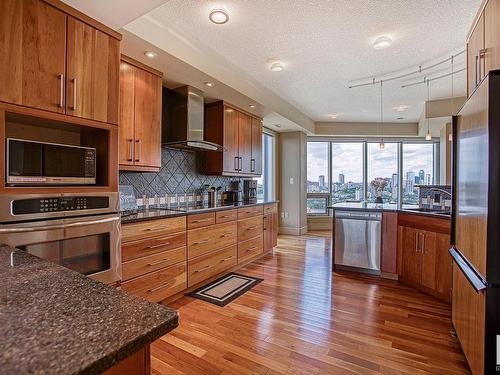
[187,245,237,287]
[238,235,264,263]
[187,221,237,259]
[122,217,186,242]
[263,214,273,252]
[238,216,263,242]
[102,346,150,375]
[121,262,187,302]
[398,214,452,302]
[122,247,186,281]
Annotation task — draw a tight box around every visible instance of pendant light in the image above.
[379,80,385,150]
[425,78,432,141]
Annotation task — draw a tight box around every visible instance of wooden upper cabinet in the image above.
[118,61,135,166]
[251,117,262,175]
[467,13,485,97]
[119,56,163,171]
[238,112,252,174]
[204,101,263,176]
[223,106,239,173]
[66,17,119,124]
[0,0,67,113]
[484,0,500,78]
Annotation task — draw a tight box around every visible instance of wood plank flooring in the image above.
[152,232,469,375]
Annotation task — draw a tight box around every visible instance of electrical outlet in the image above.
[280,212,285,218]
[289,177,294,185]
[285,212,289,219]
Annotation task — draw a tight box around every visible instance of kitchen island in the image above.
[0,244,178,375]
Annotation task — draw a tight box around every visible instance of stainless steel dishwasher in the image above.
[334,210,381,274]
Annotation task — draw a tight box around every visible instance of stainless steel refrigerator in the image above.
[451,70,500,375]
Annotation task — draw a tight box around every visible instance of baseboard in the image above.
[279,225,308,236]
[380,272,399,280]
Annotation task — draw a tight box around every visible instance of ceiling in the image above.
[64,0,480,131]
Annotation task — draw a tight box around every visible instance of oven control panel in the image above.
[12,196,109,215]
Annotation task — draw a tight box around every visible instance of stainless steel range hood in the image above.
[162,86,223,152]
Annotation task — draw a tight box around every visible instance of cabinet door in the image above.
[223,106,239,173]
[484,0,500,76]
[263,215,273,252]
[0,0,66,113]
[434,232,452,300]
[66,17,119,124]
[118,61,135,166]
[133,68,162,168]
[421,230,437,290]
[251,117,263,175]
[467,13,484,97]
[400,226,421,285]
[272,205,278,247]
[238,112,252,174]
[381,212,398,274]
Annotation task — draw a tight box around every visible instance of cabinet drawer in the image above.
[122,247,186,281]
[187,222,237,259]
[238,235,263,264]
[216,209,237,223]
[121,262,187,303]
[238,216,263,242]
[122,217,186,242]
[188,212,216,229]
[188,245,237,287]
[263,204,275,214]
[122,232,186,262]
[238,205,263,219]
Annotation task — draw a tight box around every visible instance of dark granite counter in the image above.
[328,202,451,219]
[0,245,178,375]
[121,200,279,224]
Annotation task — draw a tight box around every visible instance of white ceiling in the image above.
[124,0,480,124]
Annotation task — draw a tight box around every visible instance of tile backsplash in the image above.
[418,185,452,209]
[119,148,235,197]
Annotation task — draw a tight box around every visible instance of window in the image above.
[256,132,274,200]
[306,139,439,214]
[402,143,435,205]
[331,142,364,204]
[367,142,398,204]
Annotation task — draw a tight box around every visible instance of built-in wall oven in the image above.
[0,193,121,284]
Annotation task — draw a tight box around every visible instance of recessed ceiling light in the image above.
[144,51,157,59]
[209,8,229,24]
[270,62,284,72]
[397,117,405,120]
[249,105,256,108]
[273,124,282,128]
[373,35,393,50]
[328,113,338,119]
[204,82,215,87]
[393,104,409,112]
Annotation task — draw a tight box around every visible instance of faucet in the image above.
[426,187,452,199]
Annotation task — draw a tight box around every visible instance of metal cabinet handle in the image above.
[220,232,234,238]
[0,216,120,233]
[194,239,210,245]
[246,226,257,231]
[58,74,64,108]
[479,48,487,80]
[239,157,243,171]
[194,265,211,273]
[127,139,133,161]
[246,246,257,251]
[415,232,420,253]
[234,156,239,171]
[250,158,255,172]
[146,242,168,250]
[71,78,77,110]
[220,256,234,263]
[135,140,141,162]
[192,218,212,223]
[148,280,174,293]
[475,55,479,87]
[421,234,426,254]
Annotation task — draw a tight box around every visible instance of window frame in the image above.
[257,129,276,201]
[306,138,440,215]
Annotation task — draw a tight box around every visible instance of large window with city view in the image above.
[256,133,275,201]
[306,140,438,214]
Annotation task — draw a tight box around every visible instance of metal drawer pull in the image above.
[247,246,258,251]
[72,78,77,110]
[234,156,239,171]
[147,259,169,266]
[127,139,133,161]
[58,74,64,108]
[220,256,234,262]
[146,242,169,250]
[194,265,211,273]
[148,280,174,293]
[0,216,119,233]
[193,218,212,223]
[246,226,257,230]
[194,239,210,245]
[220,232,234,238]
[135,139,141,162]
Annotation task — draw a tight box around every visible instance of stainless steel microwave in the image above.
[6,138,96,186]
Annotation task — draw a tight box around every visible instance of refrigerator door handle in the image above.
[449,247,487,293]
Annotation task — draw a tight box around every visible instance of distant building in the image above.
[318,175,325,189]
[426,173,431,185]
[355,188,362,201]
[338,173,345,184]
[392,173,398,188]
[419,170,425,184]
[406,171,415,193]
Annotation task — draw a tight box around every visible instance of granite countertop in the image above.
[328,202,451,219]
[0,245,178,375]
[121,199,279,224]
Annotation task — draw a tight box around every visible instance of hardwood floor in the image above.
[152,232,469,375]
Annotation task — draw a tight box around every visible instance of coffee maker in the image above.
[222,180,243,204]
[243,180,257,202]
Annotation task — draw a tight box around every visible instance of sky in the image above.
[307,142,434,183]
